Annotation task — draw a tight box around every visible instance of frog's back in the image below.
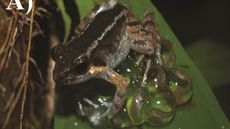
[68,4,128,59]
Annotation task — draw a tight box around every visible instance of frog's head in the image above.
[51,45,91,85]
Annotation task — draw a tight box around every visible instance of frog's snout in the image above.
[53,63,91,86]
[51,45,65,63]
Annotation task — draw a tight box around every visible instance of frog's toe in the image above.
[88,106,110,127]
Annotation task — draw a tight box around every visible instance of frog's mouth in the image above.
[54,63,93,86]
[61,72,94,85]
[54,71,92,86]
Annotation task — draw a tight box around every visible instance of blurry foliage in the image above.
[0,1,54,129]
[56,0,71,42]
[186,40,230,87]
[54,0,230,129]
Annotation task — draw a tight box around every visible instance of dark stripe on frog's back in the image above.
[90,8,127,66]
[68,4,127,54]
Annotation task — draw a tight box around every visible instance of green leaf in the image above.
[55,0,230,129]
[186,40,230,87]
[56,0,71,42]
[74,0,95,20]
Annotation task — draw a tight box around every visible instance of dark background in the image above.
[151,0,230,120]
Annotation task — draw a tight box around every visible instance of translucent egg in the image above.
[111,107,133,128]
[147,64,166,89]
[126,88,147,125]
[162,49,176,69]
[142,91,176,126]
[167,69,193,105]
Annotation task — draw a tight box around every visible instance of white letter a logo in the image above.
[6,0,24,10]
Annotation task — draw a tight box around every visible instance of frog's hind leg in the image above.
[126,13,155,55]
[126,11,164,85]
[143,10,159,36]
[143,10,163,65]
[88,66,128,119]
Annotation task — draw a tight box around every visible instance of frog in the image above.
[51,0,164,119]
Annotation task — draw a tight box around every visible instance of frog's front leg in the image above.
[88,66,128,119]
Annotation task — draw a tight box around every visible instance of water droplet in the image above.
[59,55,63,59]
[156,100,161,104]
[137,76,142,79]
[175,82,178,86]
[135,99,140,103]
[126,68,131,72]
[74,122,78,126]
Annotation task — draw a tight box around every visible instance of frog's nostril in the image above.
[74,62,89,75]
[51,45,64,62]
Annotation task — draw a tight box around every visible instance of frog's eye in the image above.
[75,62,90,75]
[73,56,90,75]
[51,45,64,62]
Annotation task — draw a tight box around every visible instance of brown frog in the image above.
[51,0,163,119]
